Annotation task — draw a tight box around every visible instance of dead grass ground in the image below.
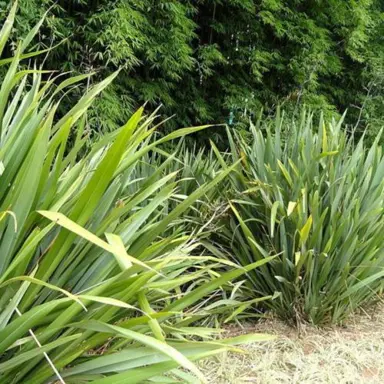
[199,303,384,383]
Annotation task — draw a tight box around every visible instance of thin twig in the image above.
[15,307,66,384]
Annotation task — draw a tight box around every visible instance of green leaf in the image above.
[0,1,17,57]
[0,334,80,372]
[76,321,208,384]
[270,201,280,238]
[299,215,312,246]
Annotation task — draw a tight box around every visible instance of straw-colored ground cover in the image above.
[201,304,384,383]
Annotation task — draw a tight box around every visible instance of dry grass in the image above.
[200,304,384,384]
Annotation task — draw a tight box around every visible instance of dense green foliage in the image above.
[2,8,384,384]
[0,7,274,383]
[122,109,384,325]
[213,111,384,324]
[8,0,384,137]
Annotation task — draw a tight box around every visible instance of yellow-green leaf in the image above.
[287,202,297,217]
[299,215,313,245]
[37,211,153,273]
[270,201,280,238]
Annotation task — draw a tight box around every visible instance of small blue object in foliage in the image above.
[228,111,234,125]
